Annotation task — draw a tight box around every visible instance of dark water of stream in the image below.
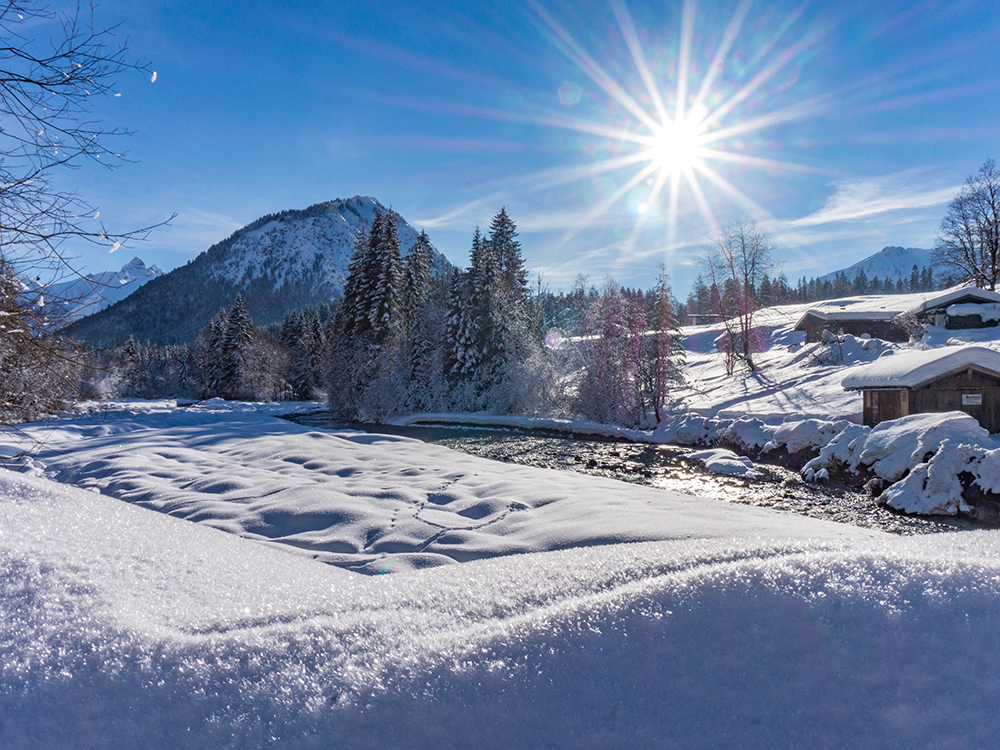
[286,412,969,536]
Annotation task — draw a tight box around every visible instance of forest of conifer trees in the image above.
[681,263,947,323]
[82,208,687,428]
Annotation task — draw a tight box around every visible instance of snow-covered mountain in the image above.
[205,196,431,293]
[63,197,447,346]
[820,246,935,284]
[39,257,164,324]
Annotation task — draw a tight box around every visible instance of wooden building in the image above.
[795,287,1000,344]
[842,346,1000,432]
[909,287,1000,329]
[794,297,913,343]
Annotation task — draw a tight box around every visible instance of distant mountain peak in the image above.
[38,257,164,324]
[820,246,935,284]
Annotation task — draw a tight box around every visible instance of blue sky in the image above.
[53,0,1000,294]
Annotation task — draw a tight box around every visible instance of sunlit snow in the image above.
[5,400,1000,747]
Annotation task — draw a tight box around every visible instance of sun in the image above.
[521,0,818,249]
[648,119,703,173]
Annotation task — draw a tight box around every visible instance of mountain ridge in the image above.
[39,257,164,325]
[63,196,446,346]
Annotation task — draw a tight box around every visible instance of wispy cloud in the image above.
[759,170,962,274]
[783,171,958,229]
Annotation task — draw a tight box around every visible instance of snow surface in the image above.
[3,401,873,574]
[11,401,1000,747]
[841,345,1000,389]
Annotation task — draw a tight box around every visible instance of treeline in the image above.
[682,263,947,320]
[78,208,686,429]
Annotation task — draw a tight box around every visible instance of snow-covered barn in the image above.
[794,287,1000,343]
[909,287,1000,329]
[842,346,1000,432]
[793,297,913,342]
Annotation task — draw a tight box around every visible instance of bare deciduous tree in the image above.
[935,159,1000,291]
[704,215,775,374]
[0,1,169,424]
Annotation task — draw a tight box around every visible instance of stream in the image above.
[287,412,970,535]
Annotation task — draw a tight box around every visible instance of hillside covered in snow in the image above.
[62,197,447,346]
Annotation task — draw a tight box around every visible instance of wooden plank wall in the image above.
[911,369,1000,433]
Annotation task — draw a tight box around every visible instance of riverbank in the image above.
[290,412,969,535]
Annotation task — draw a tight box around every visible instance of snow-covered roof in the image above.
[795,295,916,326]
[908,286,1000,315]
[842,345,1000,390]
[794,287,1000,329]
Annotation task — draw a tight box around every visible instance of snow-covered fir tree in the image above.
[218,294,254,399]
[367,210,403,341]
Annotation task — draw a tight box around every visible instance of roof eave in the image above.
[843,362,1000,391]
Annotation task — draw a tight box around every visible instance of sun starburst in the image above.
[524,0,825,255]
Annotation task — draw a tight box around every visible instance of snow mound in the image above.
[689,448,762,477]
[770,419,852,455]
[879,440,978,515]
[855,412,990,482]
[800,423,871,477]
[716,417,776,452]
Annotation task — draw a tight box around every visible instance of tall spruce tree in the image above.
[338,224,369,336]
[219,294,254,399]
[368,209,403,341]
[402,229,434,326]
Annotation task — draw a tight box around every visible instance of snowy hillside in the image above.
[62,196,447,346]
[678,290,1000,423]
[36,257,164,324]
[820,245,935,284]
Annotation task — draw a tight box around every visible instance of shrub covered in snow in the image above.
[854,412,989,482]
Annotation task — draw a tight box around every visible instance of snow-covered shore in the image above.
[5,399,1000,747]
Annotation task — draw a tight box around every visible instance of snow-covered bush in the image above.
[854,412,989,482]
[800,423,870,478]
[769,419,851,456]
[879,440,979,515]
[717,418,777,454]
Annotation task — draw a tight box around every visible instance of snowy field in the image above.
[7,399,1000,747]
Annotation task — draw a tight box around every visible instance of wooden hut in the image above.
[795,288,1000,344]
[793,296,918,343]
[842,346,1000,432]
[909,287,1000,329]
